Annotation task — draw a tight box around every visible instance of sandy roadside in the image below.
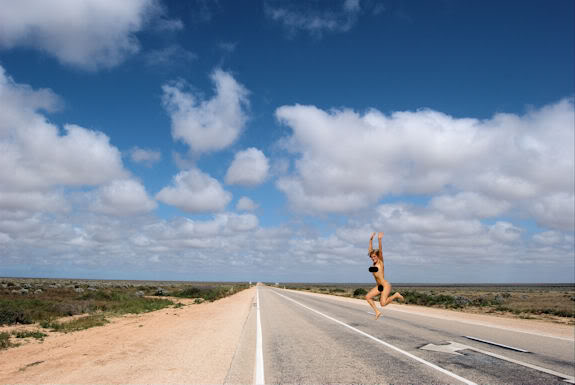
[0,286,256,384]
[286,289,575,340]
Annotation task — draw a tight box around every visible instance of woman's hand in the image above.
[378,232,383,240]
[370,232,376,240]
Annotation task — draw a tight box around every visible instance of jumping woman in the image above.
[366,232,403,320]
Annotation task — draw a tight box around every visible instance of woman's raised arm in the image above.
[369,232,375,254]
[377,232,383,260]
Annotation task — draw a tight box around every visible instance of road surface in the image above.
[225,286,575,385]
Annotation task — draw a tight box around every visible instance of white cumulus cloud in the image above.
[129,147,162,166]
[0,0,171,70]
[156,168,232,213]
[225,148,269,186]
[0,65,162,220]
[274,99,574,231]
[430,192,511,219]
[0,65,128,192]
[90,179,157,216]
[162,69,249,154]
[0,190,68,213]
[236,196,258,211]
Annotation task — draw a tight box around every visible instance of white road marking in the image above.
[421,341,465,356]
[464,335,529,353]
[255,287,265,385]
[273,290,477,385]
[421,341,575,384]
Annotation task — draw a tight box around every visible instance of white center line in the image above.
[273,290,477,385]
[254,287,265,385]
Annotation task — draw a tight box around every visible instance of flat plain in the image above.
[0,280,573,384]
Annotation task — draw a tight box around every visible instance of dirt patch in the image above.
[0,287,256,384]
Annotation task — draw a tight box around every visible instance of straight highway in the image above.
[225,286,574,385]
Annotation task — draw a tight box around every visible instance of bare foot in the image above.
[396,293,404,302]
[374,311,382,320]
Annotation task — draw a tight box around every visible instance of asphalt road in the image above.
[225,286,574,385]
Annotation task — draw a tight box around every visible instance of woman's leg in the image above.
[365,286,382,320]
[379,281,404,307]
[379,281,391,307]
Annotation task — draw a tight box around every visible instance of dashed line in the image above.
[464,336,529,353]
[273,290,477,385]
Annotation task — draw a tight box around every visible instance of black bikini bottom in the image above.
[378,284,383,292]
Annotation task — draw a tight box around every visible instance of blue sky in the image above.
[0,0,573,283]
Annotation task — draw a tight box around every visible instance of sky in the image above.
[0,0,573,283]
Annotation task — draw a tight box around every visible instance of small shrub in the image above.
[353,288,368,297]
[0,306,31,325]
[454,296,471,307]
[472,296,491,307]
[0,332,17,350]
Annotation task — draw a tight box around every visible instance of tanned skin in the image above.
[366,232,404,320]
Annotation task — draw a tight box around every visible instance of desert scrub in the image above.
[537,308,574,317]
[0,289,174,327]
[80,290,174,315]
[353,288,368,297]
[400,290,461,308]
[41,314,109,333]
[0,332,18,350]
[12,330,47,339]
[0,297,70,325]
[171,284,249,302]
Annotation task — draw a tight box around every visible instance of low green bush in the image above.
[353,288,368,297]
[0,332,18,350]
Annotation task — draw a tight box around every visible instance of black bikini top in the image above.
[369,266,378,272]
